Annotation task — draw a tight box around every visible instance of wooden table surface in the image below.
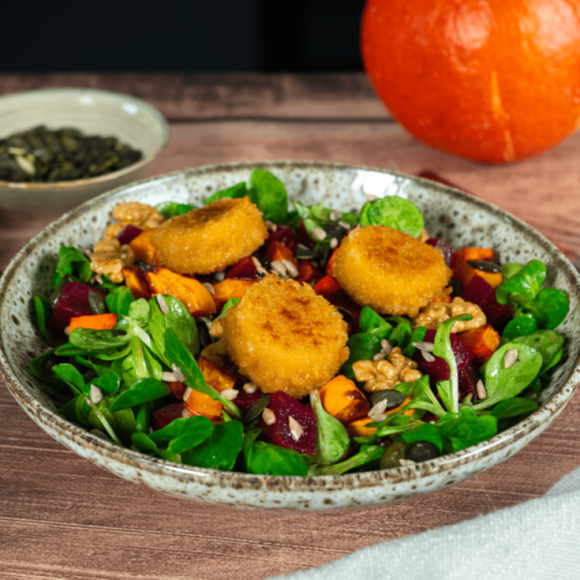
[1,73,580,580]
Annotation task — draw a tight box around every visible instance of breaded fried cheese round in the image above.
[334,225,452,317]
[223,275,349,399]
[150,197,268,275]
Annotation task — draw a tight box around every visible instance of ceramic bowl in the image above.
[1,161,579,511]
[0,88,169,214]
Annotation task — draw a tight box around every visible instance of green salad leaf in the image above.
[204,182,248,205]
[243,429,308,476]
[473,342,543,411]
[359,306,392,341]
[359,196,424,238]
[51,245,93,290]
[183,421,243,470]
[433,313,473,414]
[106,286,135,318]
[109,377,171,413]
[310,390,350,466]
[156,201,194,219]
[341,333,382,380]
[247,168,288,223]
[309,444,383,476]
[436,408,498,453]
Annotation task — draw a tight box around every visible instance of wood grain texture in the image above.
[1,73,580,580]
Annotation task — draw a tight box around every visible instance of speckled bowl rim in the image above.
[1,160,579,495]
[0,87,170,190]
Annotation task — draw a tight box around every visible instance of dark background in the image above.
[1,1,366,72]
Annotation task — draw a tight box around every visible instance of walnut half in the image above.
[90,238,135,283]
[105,202,164,238]
[353,347,422,392]
[413,297,486,333]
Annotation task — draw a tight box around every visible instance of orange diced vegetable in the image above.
[212,279,257,309]
[458,324,500,363]
[166,380,187,399]
[122,266,151,300]
[346,417,377,438]
[144,267,216,317]
[198,356,237,392]
[319,375,370,423]
[296,260,315,283]
[325,247,341,276]
[129,230,157,264]
[453,261,503,289]
[69,313,118,332]
[432,296,452,303]
[454,247,496,265]
[184,389,223,422]
[313,275,342,296]
[266,241,298,266]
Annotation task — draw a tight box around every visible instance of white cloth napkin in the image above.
[272,467,580,580]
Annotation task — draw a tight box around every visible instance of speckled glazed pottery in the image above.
[0,88,169,214]
[1,161,579,511]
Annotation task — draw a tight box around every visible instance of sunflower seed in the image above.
[422,350,436,362]
[311,227,327,241]
[270,260,288,276]
[339,221,352,230]
[369,412,387,423]
[381,339,392,355]
[221,388,239,401]
[264,220,278,232]
[90,385,103,404]
[156,294,169,314]
[161,371,178,382]
[399,458,416,466]
[330,237,338,249]
[172,364,187,382]
[373,353,386,362]
[243,382,258,394]
[413,341,435,352]
[202,282,215,295]
[368,399,388,417]
[282,259,299,278]
[288,416,304,441]
[262,408,276,425]
[504,349,519,369]
[476,379,487,400]
[182,387,193,401]
[365,194,379,202]
[182,408,193,418]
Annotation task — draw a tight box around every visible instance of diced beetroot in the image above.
[226,256,259,280]
[426,238,456,269]
[260,391,317,456]
[116,224,143,245]
[414,329,479,400]
[152,402,185,431]
[322,288,361,332]
[268,225,297,251]
[232,389,265,412]
[461,274,514,331]
[48,281,103,332]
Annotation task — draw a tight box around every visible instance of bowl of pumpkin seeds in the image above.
[0,88,169,214]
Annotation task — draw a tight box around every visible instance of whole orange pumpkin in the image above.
[361,0,580,163]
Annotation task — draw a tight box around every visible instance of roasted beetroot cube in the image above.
[461,274,513,331]
[233,389,265,412]
[414,329,478,400]
[226,256,259,280]
[260,391,317,456]
[48,281,102,332]
[116,224,143,245]
[426,238,456,268]
[268,225,298,250]
[152,402,184,431]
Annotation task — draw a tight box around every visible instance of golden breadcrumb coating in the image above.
[150,197,268,275]
[333,225,452,317]
[222,275,349,399]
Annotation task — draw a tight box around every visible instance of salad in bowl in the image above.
[28,167,571,478]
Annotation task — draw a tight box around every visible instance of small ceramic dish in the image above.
[0,88,169,214]
[1,161,579,511]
